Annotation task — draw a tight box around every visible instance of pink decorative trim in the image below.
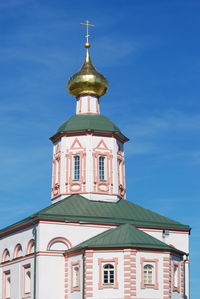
[26,239,35,255]
[98,258,119,289]
[95,139,109,150]
[70,138,84,150]
[87,96,90,113]
[22,263,31,298]
[84,250,94,299]
[71,261,81,292]
[2,249,10,263]
[93,148,113,195]
[162,255,170,299]
[123,249,137,297]
[47,237,72,251]
[140,258,159,289]
[13,243,23,259]
[52,144,61,197]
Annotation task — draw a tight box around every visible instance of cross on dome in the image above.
[80,20,94,48]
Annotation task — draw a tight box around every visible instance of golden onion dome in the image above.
[67,43,108,98]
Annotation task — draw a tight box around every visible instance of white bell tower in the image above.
[50,24,129,203]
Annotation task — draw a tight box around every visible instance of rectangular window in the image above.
[73,156,80,180]
[3,270,11,299]
[99,156,105,180]
[22,264,31,298]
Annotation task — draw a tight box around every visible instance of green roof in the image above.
[54,114,128,141]
[0,194,189,235]
[68,223,184,254]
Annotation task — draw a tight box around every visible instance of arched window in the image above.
[144,264,154,285]
[103,264,114,285]
[73,266,79,288]
[99,156,105,181]
[73,155,80,180]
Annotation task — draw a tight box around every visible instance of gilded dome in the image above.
[67,46,108,98]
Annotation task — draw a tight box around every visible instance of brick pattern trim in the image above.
[84,250,94,298]
[163,256,171,299]
[64,256,69,299]
[124,249,136,298]
[180,261,184,298]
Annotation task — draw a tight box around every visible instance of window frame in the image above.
[172,261,180,292]
[22,264,31,298]
[71,261,81,292]
[140,258,159,289]
[3,270,11,299]
[73,155,80,181]
[98,156,106,181]
[98,258,118,289]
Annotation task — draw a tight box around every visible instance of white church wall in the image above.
[67,253,83,299]
[38,221,114,251]
[0,227,34,259]
[139,228,189,253]
[0,256,34,299]
[92,250,124,299]
[36,254,64,299]
[136,251,166,299]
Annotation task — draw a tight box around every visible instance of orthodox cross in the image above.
[80,20,95,44]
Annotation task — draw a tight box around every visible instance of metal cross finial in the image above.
[80,20,95,44]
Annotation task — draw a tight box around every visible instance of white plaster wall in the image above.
[139,228,189,253]
[38,222,113,251]
[36,255,64,299]
[0,226,34,260]
[68,254,83,299]
[136,251,166,299]
[92,251,124,299]
[0,257,34,299]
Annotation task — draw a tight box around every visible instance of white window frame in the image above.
[144,264,154,285]
[103,263,114,285]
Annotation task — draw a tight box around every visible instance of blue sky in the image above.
[0,0,199,296]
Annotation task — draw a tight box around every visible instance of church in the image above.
[0,24,190,299]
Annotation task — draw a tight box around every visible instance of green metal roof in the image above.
[54,114,128,141]
[0,194,189,234]
[68,223,184,254]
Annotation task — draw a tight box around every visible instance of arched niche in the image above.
[26,239,35,255]
[13,244,23,259]
[2,249,10,262]
[47,237,72,251]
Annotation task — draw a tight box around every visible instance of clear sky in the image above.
[0,0,199,296]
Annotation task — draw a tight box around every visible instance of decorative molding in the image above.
[47,237,72,251]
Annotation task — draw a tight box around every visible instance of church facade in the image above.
[0,33,190,299]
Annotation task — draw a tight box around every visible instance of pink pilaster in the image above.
[84,250,94,299]
[123,249,137,298]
